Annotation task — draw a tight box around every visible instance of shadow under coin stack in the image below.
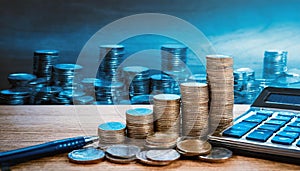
[53,64,83,90]
[97,122,126,149]
[94,81,124,104]
[263,50,288,80]
[126,108,154,139]
[122,66,150,99]
[206,55,234,135]
[150,74,178,95]
[153,94,181,136]
[33,50,59,83]
[180,82,209,138]
[97,45,125,82]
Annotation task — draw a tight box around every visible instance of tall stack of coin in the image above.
[53,64,83,89]
[122,66,150,99]
[0,88,30,105]
[97,45,125,82]
[33,50,59,83]
[94,80,124,104]
[126,108,154,139]
[150,74,178,95]
[98,122,126,147]
[263,50,287,80]
[161,44,187,72]
[153,94,181,136]
[206,55,234,135]
[7,73,37,88]
[180,82,209,138]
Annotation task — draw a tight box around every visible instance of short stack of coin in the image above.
[145,132,178,149]
[53,64,83,89]
[176,138,212,156]
[161,44,187,72]
[98,122,126,148]
[206,55,234,135]
[180,82,209,138]
[150,74,178,95]
[153,94,181,136]
[126,108,154,139]
[0,88,30,105]
[31,86,62,104]
[105,144,140,164]
[94,80,124,104]
[7,73,37,88]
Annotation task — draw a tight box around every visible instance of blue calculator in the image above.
[209,87,300,163]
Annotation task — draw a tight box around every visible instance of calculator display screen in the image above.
[266,93,300,106]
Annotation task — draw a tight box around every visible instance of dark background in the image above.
[1,0,300,89]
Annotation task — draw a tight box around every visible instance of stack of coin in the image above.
[206,55,234,135]
[130,95,153,104]
[188,74,207,83]
[53,64,83,89]
[105,144,140,164]
[97,45,125,82]
[33,50,59,82]
[126,108,154,139]
[31,86,62,104]
[161,44,187,72]
[176,138,211,156]
[180,82,209,138]
[164,71,190,95]
[153,94,181,136]
[94,80,124,104]
[73,96,94,105]
[145,132,178,149]
[0,88,30,105]
[7,73,37,88]
[150,74,178,95]
[81,78,100,97]
[263,50,288,80]
[98,122,126,147]
[122,66,150,99]
[28,78,48,104]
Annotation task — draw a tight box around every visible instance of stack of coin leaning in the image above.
[126,108,154,139]
[180,82,209,138]
[206,55,234,135]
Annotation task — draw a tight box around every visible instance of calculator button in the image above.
[256,110,273,117]
[277,131,299,139]
[284,126,300,133]
[246,129,274,142]
[230,121,258,130]
[288,122,300,128]
[258,123,282,132]
[265,119,288,127]
[274,115,293,122]
[243,115,268,123]
[277,112,296,117]
[271,135,295,145]
[297,140,300,147]
[223,128,249,138]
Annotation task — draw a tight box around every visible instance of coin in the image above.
[145,132,178,149]
[176,139,212,156]
[98,122,126,144]
[199,147,232,163]
[146,149,180,162]
[136,151,172,166]
[105,154,136,164]
[68,147,105,164]
[106,144,141,159]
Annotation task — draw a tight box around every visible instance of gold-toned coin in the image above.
[176,139,212,156]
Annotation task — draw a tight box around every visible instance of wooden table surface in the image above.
[0,105,299,170]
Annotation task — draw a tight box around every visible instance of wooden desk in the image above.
[0,105,299,170]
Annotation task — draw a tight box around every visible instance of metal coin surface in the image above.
[98,122,126,131]
[199,147,232,163]
[106,144,141,159]
[176,139,212,156]
[136,151,171,166]
[146,149,180,162]
[105,154,136,164]
[68,148,105,164]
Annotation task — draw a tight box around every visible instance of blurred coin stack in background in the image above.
[0,88,30,105]
[33,50,59,83]
[8,73,37,88]
[153,94,181,136]
[122,66,150,99]
[263,50,287,80]
[188,74,207,83]
[180,82,209,138]
[51,89,86,105]
[98,122,126,149]
[81,78,100,98]
[126,108,154,139]
[94,81,124,104]
[150,74,178,95]
[206,55,234,135]
[53,64,83,90]
[31,86,62,104]
[97,45,125,82]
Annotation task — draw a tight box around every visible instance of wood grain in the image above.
[0,105,299,170]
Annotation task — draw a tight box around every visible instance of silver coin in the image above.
[68,147,105,164]
[136,151,171,166]
[105,154,136,164]
[198,147,232,163]
[106,144,141,159]
[146,149,180,162]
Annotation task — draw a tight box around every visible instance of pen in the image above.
[0,136,99,167]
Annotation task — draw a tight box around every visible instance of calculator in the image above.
[209,87,300,163]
